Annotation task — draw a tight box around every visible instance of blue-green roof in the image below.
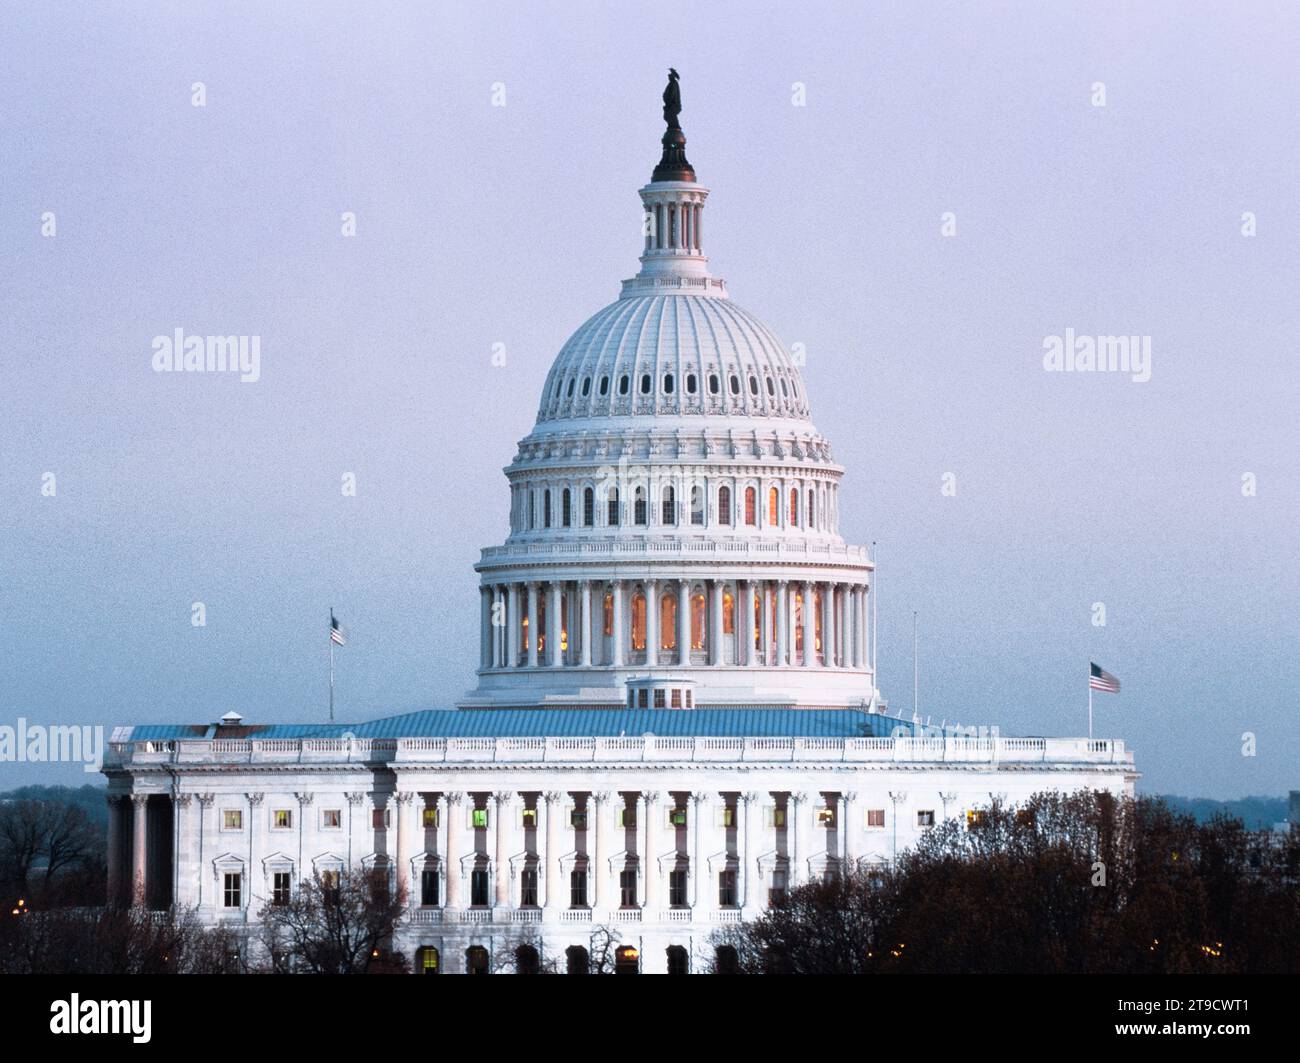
[124,708,911,741]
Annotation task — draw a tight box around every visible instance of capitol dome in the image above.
[466,81,877,713]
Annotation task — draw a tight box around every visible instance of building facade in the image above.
[102,79,1137,973]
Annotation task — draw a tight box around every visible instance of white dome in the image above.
[535,293,812,427]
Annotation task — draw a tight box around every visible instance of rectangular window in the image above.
[608,493,620,526]
[637,689,648,708]
[719,806,736,829]
[272,871,292,906]
[653,689,666,708]
[272,809,292,830]
[570,869,588,907]
[619,807,636,829]
[322,869,341,905]
[570,808,588,830]
[521,807,537,829]
[422,806,439,829]
[768,807,786,829]
[671,688,681,708]
[223,872,242,909]
[471,808,489,829]
[620,868,638,907]
[372,809,389,830]
[718,869,738,908]
[470,869,489,906]
[769,869,788,907]
[222,810,242,831]
[668,807,687,827]
[669,869,688,907]
[866,808,885,828]
[967,809,989,829]
[322,809,342,829]
[917,810,935,828]
[520,869,539,907]
[421,869,439,906]
[583,489,594,527]
[817,807,836,828]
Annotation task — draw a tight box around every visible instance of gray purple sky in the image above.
[1,1,1296,796]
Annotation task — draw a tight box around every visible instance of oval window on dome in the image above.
[640,373,652,394]
[729,374,740,395]
[780,378,788,396]
[686,373,697,394]
[581,377,591,397]
[766,377,775,396]
[663,373,674,394]
[619,374,630,395]
[709,373,720,395]
[599,375,609,396]
[748,375,759,396]
[566,378,575,398]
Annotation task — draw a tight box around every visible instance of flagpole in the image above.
[329,607,336,724]
[1087,679,1093,740]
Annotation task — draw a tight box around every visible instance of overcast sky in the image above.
[1,1,1296,797]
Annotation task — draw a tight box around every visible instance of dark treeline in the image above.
[713,792,1299,974]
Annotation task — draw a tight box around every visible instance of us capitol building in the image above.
[102,74,1137,974]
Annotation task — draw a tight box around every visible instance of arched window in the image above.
[666,945,689,975]
[718,485,732,525]
[754,592,763,652]
[608,487,620,527]
[583,487,594,526]
[661,485,676,526]
[690,484,704,525]
[465,946,490,975]
[544,490,552,529]
[685,373,697,394]
[768,487,779,525]
[631,593,646,651]
[708,373,720,394]
[619,374,630,395]
[529,491,536,530]
[640,373,652,394]
[516,945,540,975]
[562,488,571,527]
[660,592,676,651]
[715,945,739,974]
[603,592,613,636]
[749,375,759,396]
[794,591,804,654]
[790,487,799,526]
[663,373,674,394]
[729,374,740,395]
[744,487,757,526]
[566,945,589,975]
[766,376,775,396]
[634,486,647,526]
[808,490,815,528]
[723,589,735,634]
[690,592,706,650]
[418,946,440,974]
[615,946,640,974]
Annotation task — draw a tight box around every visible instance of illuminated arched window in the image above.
[562,488,572,527]
[790,488,799,526]
[660,592,677,651]
[603,592,613,636]
[561,592,569,653]
[418,946,440,974]
[754,592,763,651]
[631,593,646,651]
[744,487,756,526]
[634,486,647,526]
[718,486,732,525]
[814,591,824,656]
[722,589,735,634]
[521,613,530,653]
[768,487,779,525]
[537,598,547,655]
[794,591,804,653]
[691,592,706,650]
[661,485,676,526]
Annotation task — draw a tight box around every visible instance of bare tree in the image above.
[0,799,101,907]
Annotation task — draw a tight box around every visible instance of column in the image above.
[709,580,724,666]
[611,579,625,667]
[645,579,659,666]
[739,580,754,666]
[841,791,858,873]
[824,583,836,668]
[678,579,691,665]
[742,792,760,910]
[507,583,521,667]
[547,582,562,667]
[443,792,462,908]
[801,582,815,667]
[480,586,492,669]
[493,791,513,907]
[106,796,122,908]
[526,583,539,668]
[791,792,811,885]
[689,792,706,908]
[542,791,562,915]
[247,792,263,911]
[197,794,214,909]
[858,586,869,671]
[394,791,412,906]
[641,792,661,910]
[580,581,593,667]
[693,792,714,914]
[173,793,191,907]
[590,792,609,910]
[131,793,148,906]
[774,581,787,667]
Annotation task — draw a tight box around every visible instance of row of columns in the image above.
[480,578,870,672]
[645,199,703,253]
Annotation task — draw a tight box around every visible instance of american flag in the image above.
[330,611,347,646]
[1089,662,1119,693]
